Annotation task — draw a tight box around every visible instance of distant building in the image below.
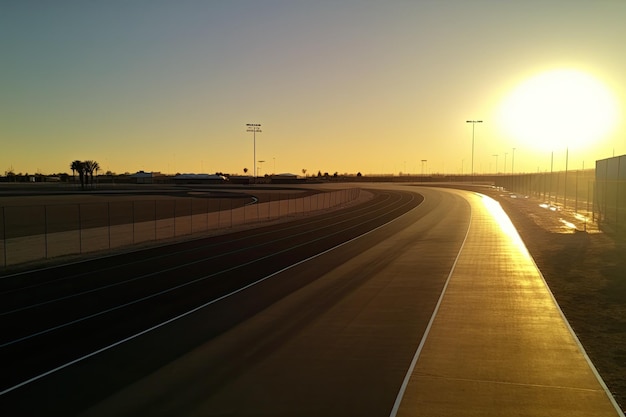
[172,173,229,184]
[129,171,165,184]
[270,173,303,184]
[228,175,253,185]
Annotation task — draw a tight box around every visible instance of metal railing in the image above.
[496,169,626,236]
[0,189,361,269]
[495,170,596,216]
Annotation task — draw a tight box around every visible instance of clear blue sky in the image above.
[2,0,625,176]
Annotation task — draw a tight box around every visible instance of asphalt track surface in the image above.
[1,185,621,416]
[1,186,436,416]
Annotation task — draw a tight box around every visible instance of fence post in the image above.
[44,205,48,259]
[1,206,6,268]
[587,179,596,222]
[2,206,6,268]
[132,201,136,244]
[79,203,83,254]
[575,171,579,213]
[108,202,111,249]
[216,198,220,229]
[189,198,193,235]
[615,179,620,229]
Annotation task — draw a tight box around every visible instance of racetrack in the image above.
[1,187,430,415]
[0,185,621,416]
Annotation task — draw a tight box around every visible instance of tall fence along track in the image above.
[0,188,361,270]
[495,163,625,236]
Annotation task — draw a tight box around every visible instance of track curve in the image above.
[0,188,422,405]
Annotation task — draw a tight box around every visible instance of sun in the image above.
[496,69,619,151]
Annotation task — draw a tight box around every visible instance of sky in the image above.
[2,0,626,176]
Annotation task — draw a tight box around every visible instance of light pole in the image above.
[564,147,569,209]
[421,159,427,177]
[504,152,508,174]
[246,123,262,183]
[258,160,265,177]
[492,154,499,174]
[466,120,483,178]
[511,147,516,174]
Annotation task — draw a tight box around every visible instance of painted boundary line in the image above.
[387,190,624,417]
[388,194,472,417]
[0,191,420,397]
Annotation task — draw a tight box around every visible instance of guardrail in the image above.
[0,188,361,269]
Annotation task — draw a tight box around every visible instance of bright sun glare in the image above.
[497,69,619,151]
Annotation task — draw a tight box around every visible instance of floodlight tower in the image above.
[246,123,262,183]
[466,120,483,178]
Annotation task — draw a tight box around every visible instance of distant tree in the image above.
[83,160,100,187]
[302,168,307,177]
[70,160,83,187]
[317,170,322,177]
[70,160,87,189]
[357,172,362,177]
[243,168,248,175]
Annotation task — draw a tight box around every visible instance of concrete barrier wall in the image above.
[0,188,361,268]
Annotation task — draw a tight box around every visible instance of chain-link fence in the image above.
[0,188,360,269]
[495,161,626,237]
[495,170,596,217]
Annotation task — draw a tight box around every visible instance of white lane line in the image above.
[527,245,626,416]
[0,192,421,396]
[389,195,472,417]
[389,192,625,417]
[0,189,381,282]
[0,194,411,347]
[0,192,393,314]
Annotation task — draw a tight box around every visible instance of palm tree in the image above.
[70,160,86,189]
[83,160,100,187]
[70,160,82,187]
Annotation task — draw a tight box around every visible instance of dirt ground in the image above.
[485,187,626,412]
